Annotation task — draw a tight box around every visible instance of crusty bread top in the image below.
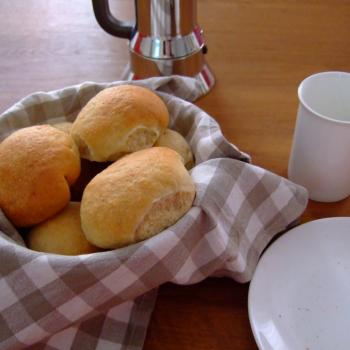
[0,125,81,227]
[71,85,169,162]
[81,147,195,248]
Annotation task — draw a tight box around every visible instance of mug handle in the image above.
[92,0,134,39]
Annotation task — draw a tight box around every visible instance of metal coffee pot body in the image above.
[92,0,215,93]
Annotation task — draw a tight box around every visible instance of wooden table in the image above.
[1,1,350,349]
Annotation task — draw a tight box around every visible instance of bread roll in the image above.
[52,121,73,134]
[28,202,99,255]
[81,147,195,248]
[155,128,194,169]
[71,85,169,162]
[0,125,81,227]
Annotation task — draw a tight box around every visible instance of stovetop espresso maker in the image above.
[92,0,215,93]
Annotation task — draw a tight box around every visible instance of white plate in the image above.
[248,217,350,350]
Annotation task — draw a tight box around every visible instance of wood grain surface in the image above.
[1,1,350,349]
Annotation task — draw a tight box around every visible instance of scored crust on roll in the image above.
[155,128,195,169]
[81,147,196,249]
[71,85,169,162]
[0,125,81,227]
[27,202,100,255]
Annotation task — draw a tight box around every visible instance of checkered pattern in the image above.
[0,76,308,349]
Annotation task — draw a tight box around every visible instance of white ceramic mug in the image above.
[288,71,350,202]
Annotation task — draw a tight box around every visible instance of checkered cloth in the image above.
[0,76,308,349]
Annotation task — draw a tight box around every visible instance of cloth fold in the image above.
[0,76,308,349]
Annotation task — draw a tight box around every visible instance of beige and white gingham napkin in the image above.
[0,76,308,350]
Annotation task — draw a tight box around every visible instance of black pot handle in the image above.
[92,0,134,39]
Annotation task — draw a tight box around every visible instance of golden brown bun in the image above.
[52,121,73,134]
[0,125,81,227]
[155,128,194,169]
[81,147,195,248]
[27,202,100,255]
[71,85,169,162]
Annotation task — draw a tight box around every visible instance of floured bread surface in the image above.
[81,147,196,248]
[71,85,169,162]
[155,128,194,169]
[0,125,81,227]
[28,202,99,255]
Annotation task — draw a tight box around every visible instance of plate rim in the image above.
[248,216,350,350]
